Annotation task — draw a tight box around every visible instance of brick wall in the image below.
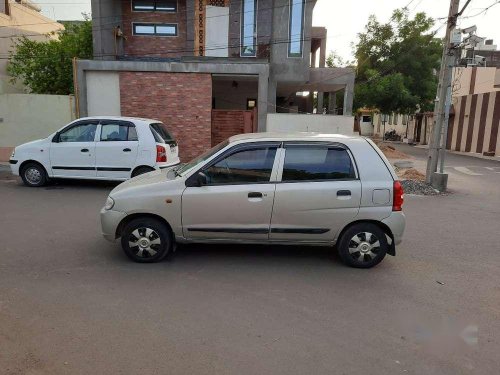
[211,110,255,146]
[121,0,188,58]
[119,72,212,161]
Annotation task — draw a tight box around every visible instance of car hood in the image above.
[110,167,176,196]
[16,138,47,150]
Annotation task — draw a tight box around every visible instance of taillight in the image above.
[393,180,404,211]
[156,145,167,163]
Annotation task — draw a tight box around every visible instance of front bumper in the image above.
[100,208,127,242]
[9,159,20,176]
[382,211,406,245]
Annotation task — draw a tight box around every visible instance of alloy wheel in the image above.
[25,167,42,185]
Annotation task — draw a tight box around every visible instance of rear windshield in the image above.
[150,123,176,144]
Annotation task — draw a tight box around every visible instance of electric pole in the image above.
[425,0,461,190]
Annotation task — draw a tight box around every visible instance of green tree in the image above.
[8,20,93,95]
[354,9,442,113]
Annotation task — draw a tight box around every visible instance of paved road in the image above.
[0,151,499,374]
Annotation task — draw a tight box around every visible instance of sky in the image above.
[34,0,500,60]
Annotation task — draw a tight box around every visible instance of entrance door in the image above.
[96,120,139,179]
[270,143,361,243]
[49,120,98,178]
[182,143,279,241]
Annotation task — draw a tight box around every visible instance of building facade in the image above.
[0,0,64,93]
[79,0,355,160]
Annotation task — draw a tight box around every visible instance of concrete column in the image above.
[258,74,272,131]
[311,49,317,68]
[317,92,324,113]
[328,92,337,114]
[343,82,354,116]
[319,37,326,68]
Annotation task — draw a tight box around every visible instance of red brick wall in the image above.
[119,72,212,161]
[121,0,188,58]
[211,110,254,146]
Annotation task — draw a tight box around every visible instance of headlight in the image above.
[11,149,15,158]
[104,196,115,210]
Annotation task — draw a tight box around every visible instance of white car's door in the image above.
[269,143,361,243]
[49,120,98,178]
[95,120,139,179]
[182,143,280,241]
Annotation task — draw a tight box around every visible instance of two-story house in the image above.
[77,0,355,160]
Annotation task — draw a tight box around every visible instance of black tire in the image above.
[337,223,388,268]
[120,218,172,263]
[20,162,48,187]
[131,166,155,178]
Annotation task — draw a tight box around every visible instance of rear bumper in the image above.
[100,208,127,242]
[382,211,406,245]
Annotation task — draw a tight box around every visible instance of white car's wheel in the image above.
[20,162,48,187]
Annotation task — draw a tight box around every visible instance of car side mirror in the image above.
[186,171,208,187]
[197,171,208,186]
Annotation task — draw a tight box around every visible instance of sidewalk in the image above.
[414,144,500,162]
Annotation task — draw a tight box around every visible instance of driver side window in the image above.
[59,123,98,143]
[203,146,277,185]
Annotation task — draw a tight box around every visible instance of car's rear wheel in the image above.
[121,218,172,263]
[20,162,48,187]
[337,223,388,268]
[131,166,155,178]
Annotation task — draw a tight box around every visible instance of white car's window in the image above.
[100,123,137,141]
[282,146,355,181]
[59,123,97,143]
[203,146,277,185]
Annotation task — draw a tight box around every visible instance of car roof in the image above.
[228,132,363,144]
[76,116,160,125]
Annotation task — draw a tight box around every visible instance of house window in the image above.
[132,0,177,12]
[241,0,257,57]
[133,23,178,36]
[288,0,305,57]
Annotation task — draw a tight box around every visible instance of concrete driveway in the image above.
[0,148,499,375]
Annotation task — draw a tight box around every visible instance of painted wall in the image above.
[0,93,76,161]
[205,6,229,57]
[86,71,121,116]
[267,114,355,135]
[453,67,500,97]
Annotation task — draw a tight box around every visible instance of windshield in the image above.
[150,123,176,144]
[176,140,230,176]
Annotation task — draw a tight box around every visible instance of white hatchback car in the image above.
[101,133,406,268]
[9,117,180,187]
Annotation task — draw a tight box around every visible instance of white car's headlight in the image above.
[104,196,115,210]
[11,149,15,158]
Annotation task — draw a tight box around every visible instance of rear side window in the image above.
[100,123,138,141]
[150,123,175,144]
[282,146,356,181]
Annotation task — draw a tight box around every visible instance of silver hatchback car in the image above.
[101,133,405,268]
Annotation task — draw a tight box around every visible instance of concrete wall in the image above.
[453,67,500,97]
[86,71,120,116]
[0,93,76,161]
[91,0,122,60]
[267,113,355,135]
[372,113,410,138]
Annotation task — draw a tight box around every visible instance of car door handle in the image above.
[123,148,131,152]
[337,190,351,197]
[248,192,263,198]
[81,148,89,152]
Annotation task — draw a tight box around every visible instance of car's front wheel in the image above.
[120,218,172,263]
[20,162,48,187]
[337,223,388,268]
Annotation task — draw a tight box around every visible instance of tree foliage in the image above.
[354,9,442,113]
[8,20,93,95]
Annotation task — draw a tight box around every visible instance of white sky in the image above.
[34,0,500,60]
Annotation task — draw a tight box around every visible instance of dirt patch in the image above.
[378,144,410,159]
[398,168,426,181]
